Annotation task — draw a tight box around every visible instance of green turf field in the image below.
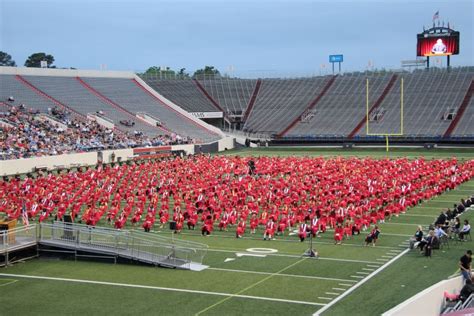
[1,147,474,315]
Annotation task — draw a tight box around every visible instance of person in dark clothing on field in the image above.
[460,250,473,281]
[435,211,447,226]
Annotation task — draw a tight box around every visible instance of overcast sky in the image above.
[0,0,472,77]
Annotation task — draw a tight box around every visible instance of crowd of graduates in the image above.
[1,155,473,244]
[0,102,190,160]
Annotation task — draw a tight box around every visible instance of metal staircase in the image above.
[1,222,208,270]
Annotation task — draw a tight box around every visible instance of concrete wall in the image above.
[171,144,195,155]
[218,137,236,151]
[0,149,133,175]
[0,66,134,79]
[382,276,464,316]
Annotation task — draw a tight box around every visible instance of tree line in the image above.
[0,51,221,78]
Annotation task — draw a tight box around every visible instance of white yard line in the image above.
[382,223,420,226]
[207,267,356,283]
[0,273,324,307]
[207,248,380,264]
[313,248,410,315]
[399,214,437,218]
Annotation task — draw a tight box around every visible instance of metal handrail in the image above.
[39,222,205,267]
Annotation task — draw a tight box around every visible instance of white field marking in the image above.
[400,214,436,218]
[313,248,410,316]
[362,268,375,271]
[0,273,324,307]
[164,231,401,249]
[224,258,235,263]
[0,279,18,287]
[246,248,278,254]
[381,256,393,259]
[318,297,333,300]
[325,292,340,296]
[332,288,346,291]
[382,223,420,226]
[384,233,413,237]
[366,265,381,268]
[195,258,314,315]
[236,253,266,258]
[350,276,364,279]
[378,233,412,237]
[206,267,356,283]
[338,283,353,287]
[206,248,381,265]
[356,272,370,275]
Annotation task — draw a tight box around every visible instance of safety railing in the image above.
[0,224,37,254]
[38,222,207,269]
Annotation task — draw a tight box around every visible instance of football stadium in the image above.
[1,1,474,315]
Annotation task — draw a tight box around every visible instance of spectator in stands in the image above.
[459,220,471,241]
[444,277,474,303]
[0,103,192,160]
[460,250,473,281]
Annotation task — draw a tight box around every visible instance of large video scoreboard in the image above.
[417,31,460,57]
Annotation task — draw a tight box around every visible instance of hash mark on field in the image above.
[332,288,346,291]
[0,279,18,287]
[362,268,375,271]
[350,275,364,279]
[338,283,353,287]
[366,264,381,268]
[325,292,339,296]
[207,267,355,283]
[318,297,333,300]
[356,272,370,275]
[381,256,393,258]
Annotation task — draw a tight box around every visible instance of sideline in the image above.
[313,248,410,315]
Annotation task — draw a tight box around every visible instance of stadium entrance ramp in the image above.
[38,222,208,271]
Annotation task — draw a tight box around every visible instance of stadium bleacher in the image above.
[81,77,221,142]
[143,69,474,139]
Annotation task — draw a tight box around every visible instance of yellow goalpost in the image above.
[366,77,404,152]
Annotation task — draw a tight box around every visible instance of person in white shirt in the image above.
[432,39,447,54]
[459,220,471,241]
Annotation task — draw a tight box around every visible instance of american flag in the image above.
[433,11,439,22]
[22,202,30,228]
